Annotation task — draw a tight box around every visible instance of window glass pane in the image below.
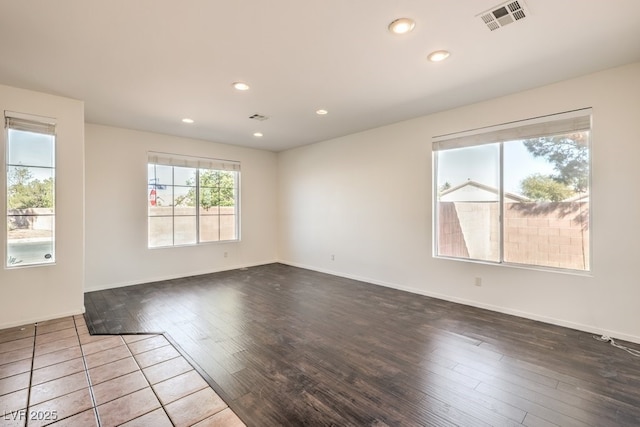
[6,126,55,267]
[199,186,235,209]
[436,144,500,262]
[220,205,236,216]
[7,166,55,210]
[7,129,55,167]
[503,132,590,270]
[148,158,239,248]
[174,216,197,245]
[174,166,196,186]
[199,188,220,214]
[199,169,219,188]
[149,186,173,215]
[149,164,173,188]
[7,217,54,266]
[220,214,237,241]
[218,171,237,189]
[174,186,196,216]
[148,216,173,247]
[434,120,590,272]
[148,164,172,216]
[220,187,236,207]
[200,215,220,242]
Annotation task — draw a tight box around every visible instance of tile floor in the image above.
[0,315,245,426]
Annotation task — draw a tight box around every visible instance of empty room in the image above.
[1,1,640,426]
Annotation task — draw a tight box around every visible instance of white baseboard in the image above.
[0,308,85,331]
[278,260,640,345]
[84,259,278,293]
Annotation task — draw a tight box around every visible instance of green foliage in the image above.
[520,174,574,202]
[174,170,236,209]
[7,167,54,210]
[438,181,452,194]
[522,133,589,193]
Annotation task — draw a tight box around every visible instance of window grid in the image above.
[148,163,239,248]
[5,125,56,267]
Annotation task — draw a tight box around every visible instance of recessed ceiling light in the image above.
[232,82,250,91]
[253,132,263,137]
[428,50,451,62]
[388,18,415,34]
[316,109,328,115]
[181,118,194,124]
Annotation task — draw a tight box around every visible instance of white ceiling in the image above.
[1,1,640,152]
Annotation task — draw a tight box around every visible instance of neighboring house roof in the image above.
[439,180,530,202]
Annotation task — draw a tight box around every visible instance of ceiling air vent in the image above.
[478,1,528,31]
[249,113,269,121]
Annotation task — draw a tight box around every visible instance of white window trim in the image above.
[147,152,241,248]
[432,108,592,274]
[4,110,57,268]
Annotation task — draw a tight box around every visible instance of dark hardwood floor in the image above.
[84,263,640,426]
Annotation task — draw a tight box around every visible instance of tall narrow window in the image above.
[148,152,240,248]
[5,113,56,267]
[433,109,591,272]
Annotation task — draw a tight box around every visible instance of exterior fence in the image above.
[148,206,237,246]
[7,208,54,239]
[438,201,589,270]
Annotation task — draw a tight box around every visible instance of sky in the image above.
[437,140,556,195]
[7,129,55,182]
[7,130,54,167]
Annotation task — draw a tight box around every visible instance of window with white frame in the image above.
[147,152,240,248]
[433,109,591,272]
[5,112,56,267]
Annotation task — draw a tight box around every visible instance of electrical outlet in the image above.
[224,252,228,258]
[331,254,335,261]
[475,277,482,286]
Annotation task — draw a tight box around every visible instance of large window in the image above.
[433,109,591,272]
[148,152,240,248]
[5,112,56,267]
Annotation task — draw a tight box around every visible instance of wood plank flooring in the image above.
[83,263,640,426]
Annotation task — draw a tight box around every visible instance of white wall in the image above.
[277,62,640,343]
[0,84,85,329]
[84,124,278,291]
